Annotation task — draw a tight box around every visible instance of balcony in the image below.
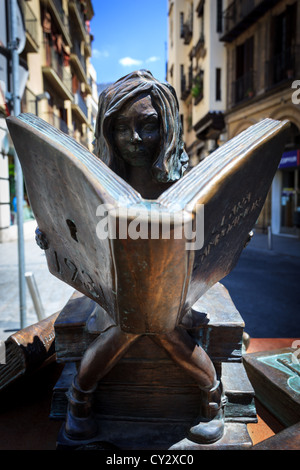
[194,33,205,59]
[181,21,193,45]
[196,0,204,16]
[192,71,204,105]
[181,75,189,100]
[230,70,255,107]
[70,41,88,84]
[84,0,95,21]
[42,42,73,101]
[265,46,300,90]
[22,1,39,53]
[181,67,193,101]
[84,33,93,57]
[183,22,193,45]
[40,0,72,47]
[72,92,89,124]
[220,0,281,42]
[85,74,93,95]
[69,0,88,40]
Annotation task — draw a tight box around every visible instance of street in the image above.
[222,238,300,338]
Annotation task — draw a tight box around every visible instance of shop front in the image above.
[272,149,300,236]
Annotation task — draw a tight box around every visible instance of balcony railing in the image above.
[223,0,255,32]
[231,70,255,106]
[43,41,72,96]
[72,41,87,75]
[265,46,299,89]
[180,8,193,45]
[181,77,189,101]
[52,0,69,30]
[41,0,71,45]
[192,71,204,105]
[182,22,193,45]
[221,0,281,42]
[194,33,205,57]
[180,65,193,101]
[74,0,86,27]
[23,1,39,50]
[73,92,88,117]
[69,0,88,37]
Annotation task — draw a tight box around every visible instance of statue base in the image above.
[51,283,257,450]
[56,419,252,451]
[53,358,255,450]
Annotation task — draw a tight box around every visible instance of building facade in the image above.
[167,0,300,237]
[167,0,227,166]
[0,0,97,242]
[220,0,300,235]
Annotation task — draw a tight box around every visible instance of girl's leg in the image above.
[151,327,227,444]
[151,326,217,389]
[65,325,141,440]
[77,325,140,390]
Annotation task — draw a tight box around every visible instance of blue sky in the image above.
[89,0,168,85]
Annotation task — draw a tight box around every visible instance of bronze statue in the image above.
[6,69,290,448]
[65,70,225,444]
[94,70,189,199]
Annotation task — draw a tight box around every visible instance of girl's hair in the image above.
[94,70,189,183]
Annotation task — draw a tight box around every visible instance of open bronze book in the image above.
[7,114,289,335]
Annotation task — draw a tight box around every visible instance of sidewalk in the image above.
[0,228,299,341]
[0,231,74,341]
[245,230,300,258]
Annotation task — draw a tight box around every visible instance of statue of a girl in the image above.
[94,69,189,198]
[65,70,226,446]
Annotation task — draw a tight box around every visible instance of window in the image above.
[216,68,221,101]
[234,36,254,103]
[268,2,297,85]
[217,0,223,33]
[180,12,184,38]
[273,3,297,57]
[236,36,253,80]
[180,113,184,134]
[180,64,184,79]
[180,64,186,95]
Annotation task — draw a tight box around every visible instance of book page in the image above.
[158,119,290,210]
[15,113,142,206]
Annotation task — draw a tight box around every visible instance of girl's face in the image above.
[112,94,161,167]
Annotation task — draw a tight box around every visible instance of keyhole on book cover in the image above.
[66,219,78,242]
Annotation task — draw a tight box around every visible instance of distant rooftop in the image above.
[97,83,113,95]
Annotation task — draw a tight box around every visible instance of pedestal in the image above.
[51,283,257,450]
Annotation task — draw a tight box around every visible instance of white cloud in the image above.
[93,49,109,59]
[146,56,160,63]
[119,57,143,67]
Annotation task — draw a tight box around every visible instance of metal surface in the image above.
[6,114,290,336]
[258,353,300,393]
[6,71,290,445]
